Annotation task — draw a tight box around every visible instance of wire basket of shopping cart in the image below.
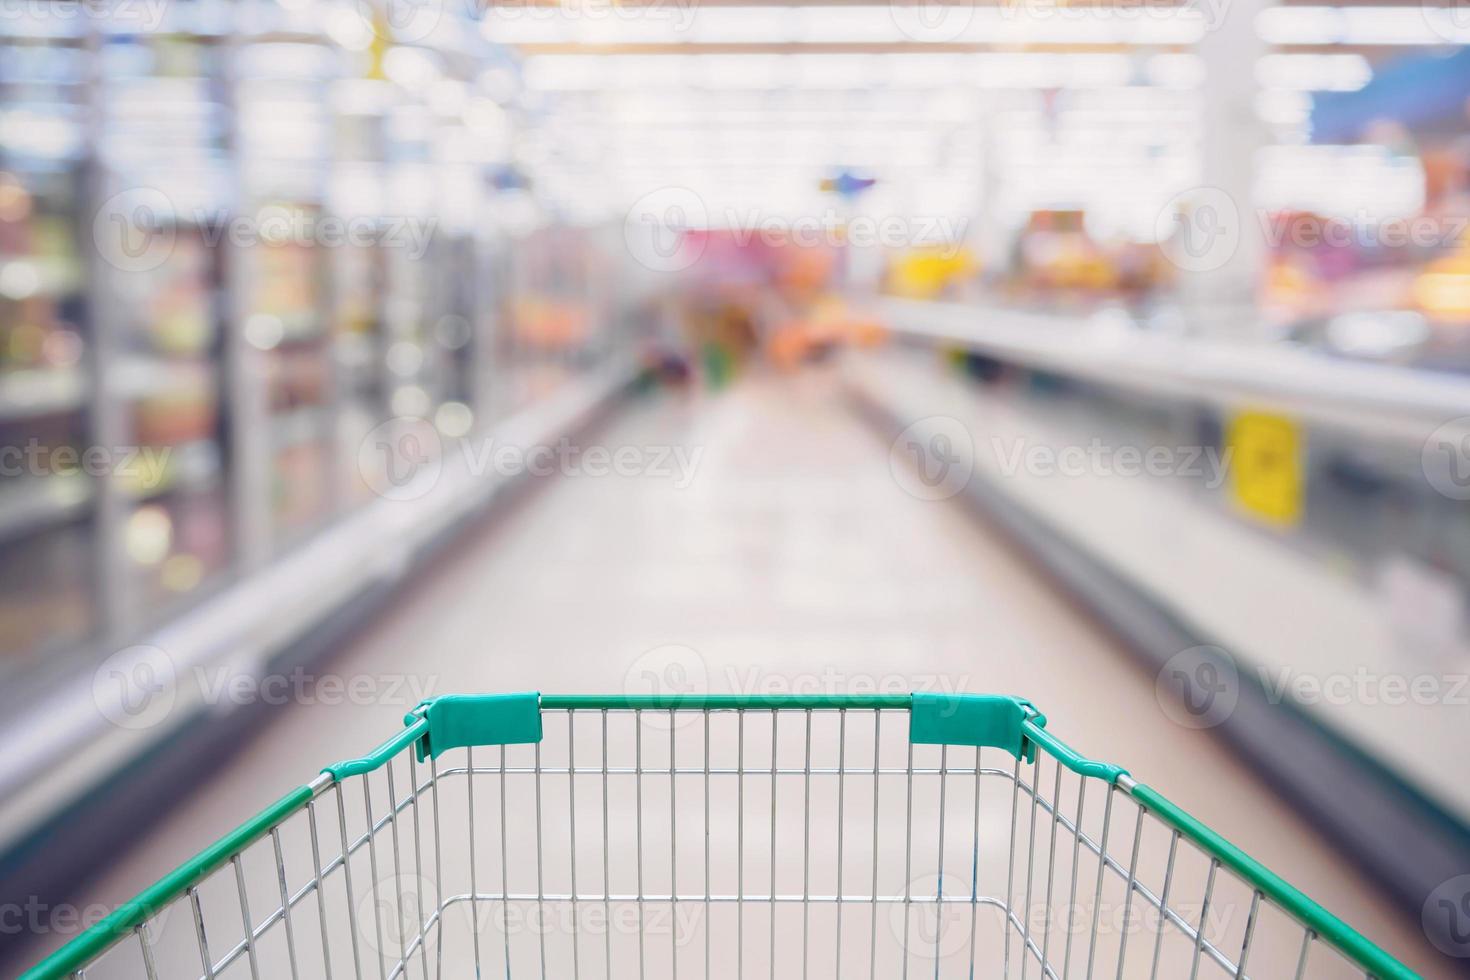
[24,692,1415,979]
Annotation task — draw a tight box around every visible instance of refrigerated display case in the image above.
[0,8,654,944]
[0,0,518,666]
[97,26,234,623]
[237,42,339,546]
[0,20,96,661]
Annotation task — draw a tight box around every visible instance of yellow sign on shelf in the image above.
[1226,410,1304,527]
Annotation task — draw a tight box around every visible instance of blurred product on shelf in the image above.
[143,254,215,354]
[767,296,887,372]
[0,522,93,656]
[513,297,590,350]
[650,227,893,381]
[1005,209,1175,306]
[1414,241,1470,322]
[1249,46,1470,373]
[885,245,978,301]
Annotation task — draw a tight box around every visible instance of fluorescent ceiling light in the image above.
[483,4,1204,46]
[521,52,1176,91]
[1255,53,1371,92]
[1257,6,1470,45]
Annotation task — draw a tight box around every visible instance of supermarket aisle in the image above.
[30,368,1446,976]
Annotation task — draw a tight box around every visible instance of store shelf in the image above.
[0,255,78,298]
[0,369,85,420]
[0,473,91,545]
[877,297,1470,443]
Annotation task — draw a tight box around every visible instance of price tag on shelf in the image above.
[1226,410,1304,527]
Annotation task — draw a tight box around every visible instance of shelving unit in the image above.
[0,5,651,923]
[0,14,97,662]
[95,16,235,634]
[0,0,616,702]
[866,300,1470,828]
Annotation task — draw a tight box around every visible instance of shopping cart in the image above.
[25,693,1416,980]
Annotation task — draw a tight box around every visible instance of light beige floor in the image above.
[27,368,1450,978]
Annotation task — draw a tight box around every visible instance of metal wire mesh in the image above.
[69,707,1379,979]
